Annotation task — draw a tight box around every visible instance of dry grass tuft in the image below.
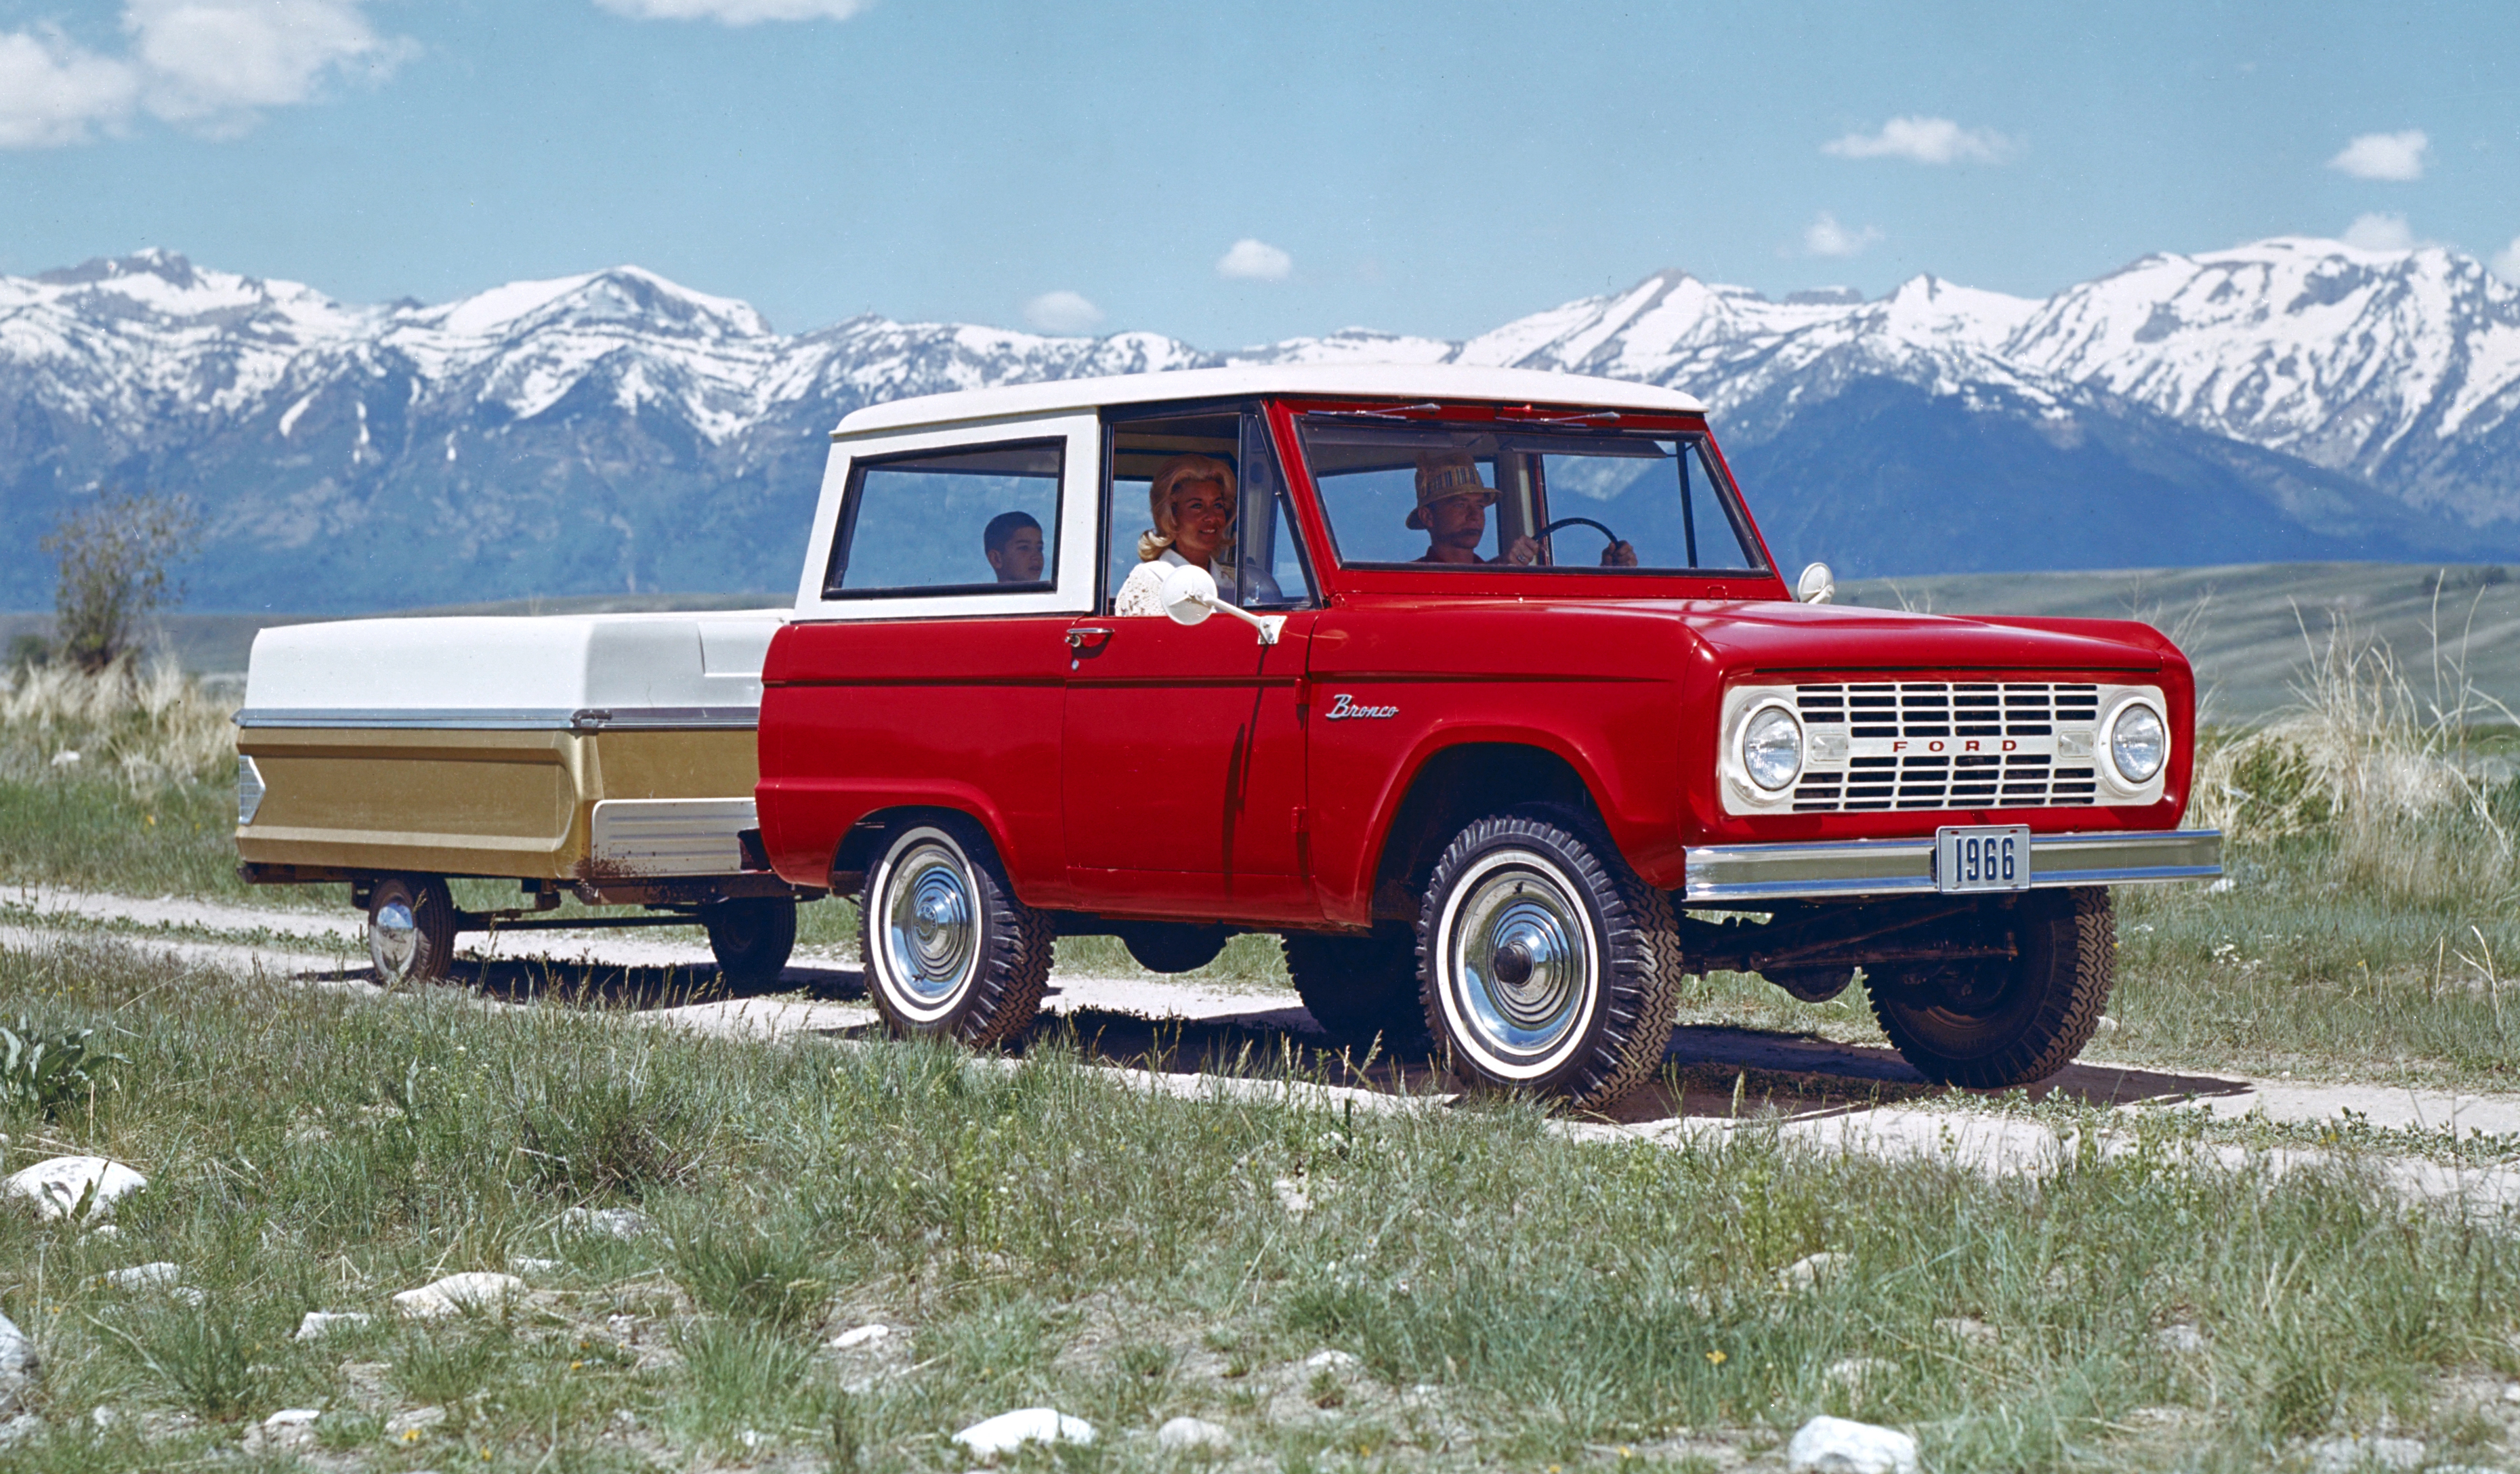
[0,658,235,793]
[2191,602,2515,908]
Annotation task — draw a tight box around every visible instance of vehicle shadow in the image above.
[419,954,2250,1125]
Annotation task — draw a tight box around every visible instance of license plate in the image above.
[1937,825,2030,893]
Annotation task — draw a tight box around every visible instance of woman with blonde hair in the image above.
[1114,453,1236,616]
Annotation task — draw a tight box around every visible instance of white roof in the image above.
[834,363,1706,437]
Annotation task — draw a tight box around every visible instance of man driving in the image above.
[984,510,1046,584]
[1409,452,1635,566]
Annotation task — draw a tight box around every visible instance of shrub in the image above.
[41,490,198,675]
[0,1015,123,1119]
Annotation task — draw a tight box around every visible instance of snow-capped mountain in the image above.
[1,241,2513,612]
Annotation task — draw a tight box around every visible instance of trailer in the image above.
[234,610,820,985]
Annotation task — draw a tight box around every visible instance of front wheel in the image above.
[1866,887,2115,1089]
[860,820,1051,1048]
[368,874,458,986]
[1418,807,1681,1110]
[703,896,798,991]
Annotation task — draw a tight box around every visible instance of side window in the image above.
[824,439,1063,598]
[1233,410,1316,609]
[1104,405,1317,614]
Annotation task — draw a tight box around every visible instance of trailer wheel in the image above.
[1866,887,2115,1089]
[860,819,1051,1048]
[703,896,798,992]
[1419,805,1681,1110]
[368,874,458,986]
[1283,927,1429,1052]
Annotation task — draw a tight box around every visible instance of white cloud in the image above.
[0,1,404,148]
[1215,238,1293,282]
[2490,236,2520,286]
[592,0,871,22]
[2328,129,2428,182]
[2342,212,2416,251]
[1822,116,2015,165]
[0,29,139,148]
[1022,291,1103,334]
[1803,212,1883,258]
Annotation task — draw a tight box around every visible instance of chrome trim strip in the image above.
[1682,828,2222,904]
[234,706,759,732]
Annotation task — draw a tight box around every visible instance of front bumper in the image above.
[1681,828,2222,904]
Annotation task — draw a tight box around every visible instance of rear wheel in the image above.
[1418,806,1681,1110]
[1283,926,1428,1052]
[367,874,458,986]
[703,896,798,991]
[860,820,1051,1048]
[1866,887,2114,1089]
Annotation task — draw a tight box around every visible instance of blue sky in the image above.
[1,0,2514,345]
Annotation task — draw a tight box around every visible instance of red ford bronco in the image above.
[756,366,2219,1108]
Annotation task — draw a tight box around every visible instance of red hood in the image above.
[1678,599,2175,676]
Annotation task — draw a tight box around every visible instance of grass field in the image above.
[8,933,2520,1473]
[6,581,2520,1469]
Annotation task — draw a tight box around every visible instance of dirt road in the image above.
[10,884,2519,1207]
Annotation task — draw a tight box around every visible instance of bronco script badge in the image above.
[1325,693,1398,720]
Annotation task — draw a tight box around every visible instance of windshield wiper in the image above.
[1310,402,1445,421]
[1500,408,1623,427]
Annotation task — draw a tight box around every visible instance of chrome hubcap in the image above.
[371,899,418,977]
[1448,853,1593,1064]
[884,841,979,1007]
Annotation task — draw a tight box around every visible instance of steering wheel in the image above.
[1538,515,1624,551]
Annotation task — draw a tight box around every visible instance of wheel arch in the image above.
[831,802,1015,893]
[1358,739,1606,924]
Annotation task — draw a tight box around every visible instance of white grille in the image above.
[1790,681,2101,813]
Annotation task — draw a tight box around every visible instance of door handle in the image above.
[1065,627,1114,651]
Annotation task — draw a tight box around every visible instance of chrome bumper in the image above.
[1681,828,2223,904]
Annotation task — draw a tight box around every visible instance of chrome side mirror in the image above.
[1796,561,1835,605]
[1159,562,1285,646]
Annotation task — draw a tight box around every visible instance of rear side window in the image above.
[823,439,1064,598]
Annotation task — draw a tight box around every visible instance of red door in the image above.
[1059,612,1318,921]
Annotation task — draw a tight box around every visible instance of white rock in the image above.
[2307,1436,2426,1474]
[2155,1322,2208,1355]
[506,1256,562,1276]
[0,1412,38,1448]
[1272,1177,1312,1215]
[102,1261,182,1291]
[262,1408,322,1428]
[1933,1317,1998,1346]
[170,1286,206,1307]
[1157,1416,1232,1452]
[0,1311,36,1418]
[90,1406,118,1428]
[1779,1252,1848,1292]
[392,1271,526,1320]
[953,1407,1095,1458]
[830,1323,890,1350]
[2505,1381,2520,1404]
[384,1405,447,1438]
[295,1311,372,1341]
[49,750,79,767]
[1786,1414,1918,1474]
[81,1225,120,1242]
[1303,1349,1362,1371]
[4,1156,147,1223]
[560,1206,655,1240]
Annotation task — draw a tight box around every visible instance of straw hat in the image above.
[1408,451,1497,530]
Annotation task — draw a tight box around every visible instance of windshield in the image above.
[1295,416,1765,574]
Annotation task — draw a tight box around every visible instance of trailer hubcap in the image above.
[371,900,418,976]
[885,841,979,1004]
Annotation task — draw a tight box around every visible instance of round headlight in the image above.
[1742,704,1804,792]
[2107,702,2167,785]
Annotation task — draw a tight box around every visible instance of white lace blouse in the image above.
[1114,549,1200,617]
